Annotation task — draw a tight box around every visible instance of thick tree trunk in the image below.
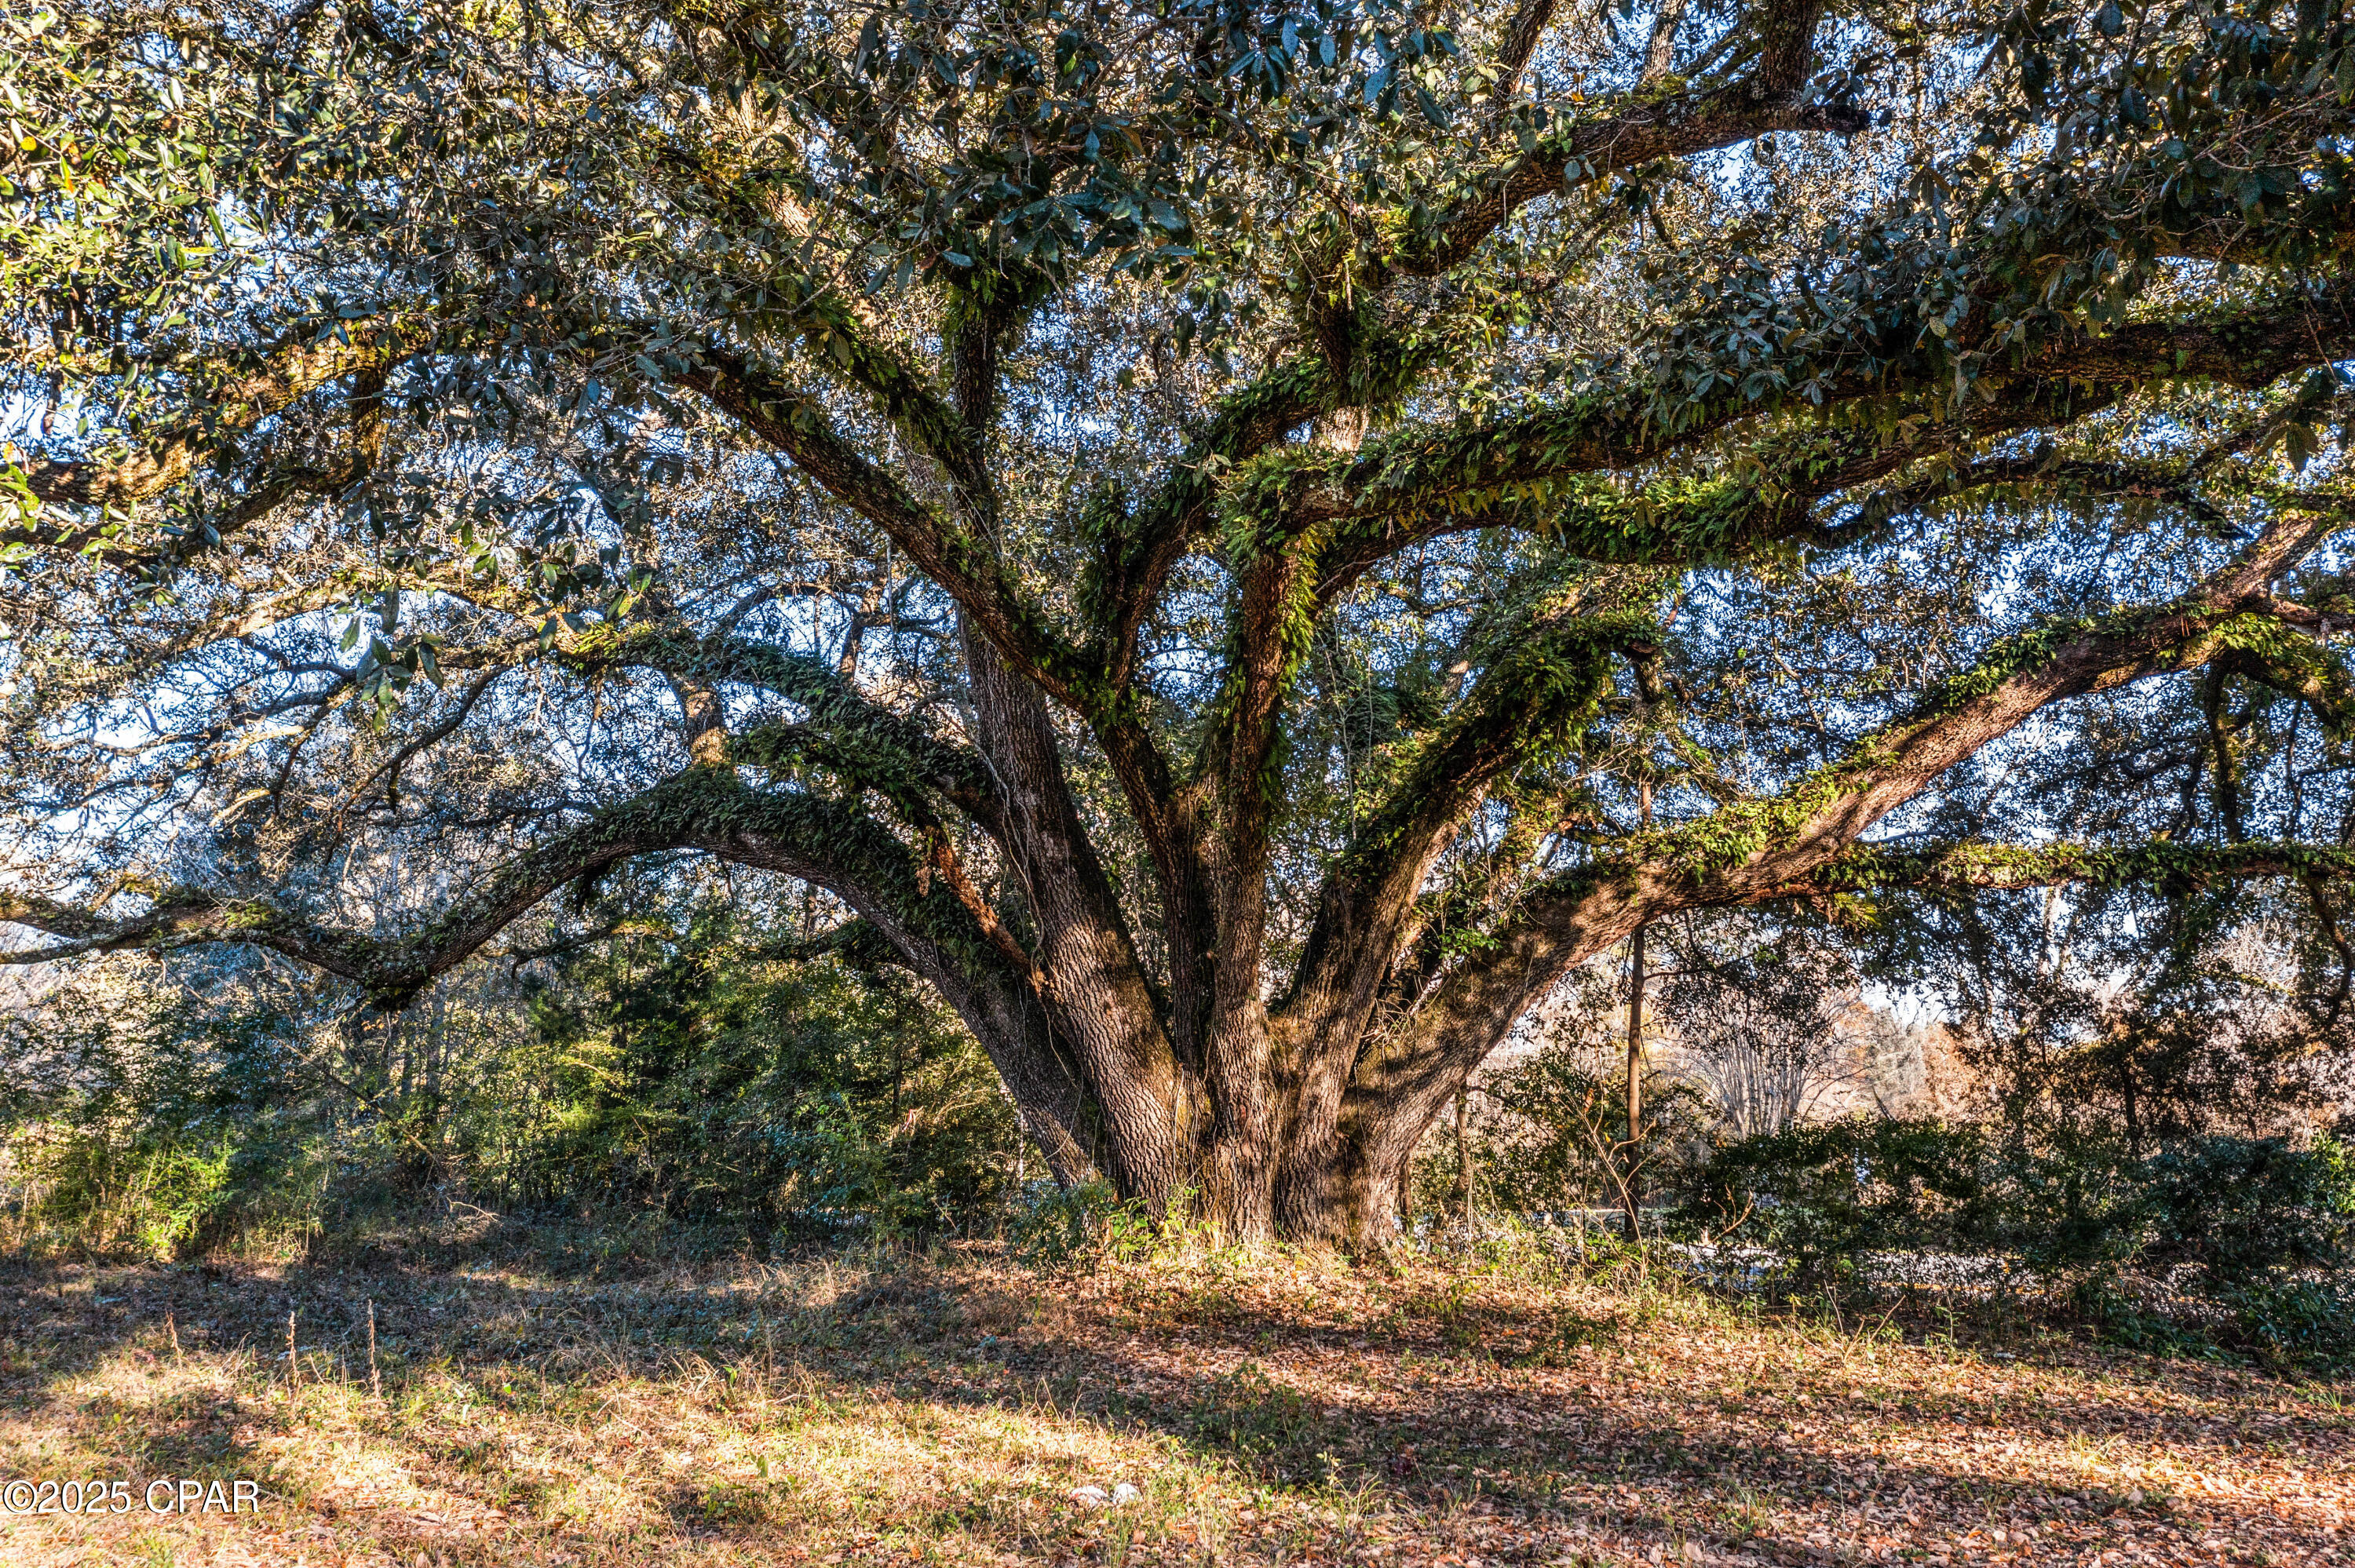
[1262,1074,1456,1250]
[958,625,1205,1200]
[1269,1138,1410,1251]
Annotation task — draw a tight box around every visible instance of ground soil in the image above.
[0,1230,2346,1566]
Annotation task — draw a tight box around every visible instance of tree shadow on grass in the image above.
[0,1237,2336,1566]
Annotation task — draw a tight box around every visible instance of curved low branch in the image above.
[0,767,1106,1177]
[0,772,943,1001]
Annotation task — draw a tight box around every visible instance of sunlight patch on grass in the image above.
[0,1239,2346,1566]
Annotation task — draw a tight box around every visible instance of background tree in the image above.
[5,0,2355,1245]
[1456,961,1711,1231]
[1882,877,2355,1150]
[1658,919,1864,1140]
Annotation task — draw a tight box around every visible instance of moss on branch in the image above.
[1795,839,2355,896]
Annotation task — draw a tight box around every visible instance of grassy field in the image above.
[0,1225,2347,1566]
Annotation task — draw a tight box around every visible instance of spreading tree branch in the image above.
[9,317,434,515]
[1345,504,2347,1174]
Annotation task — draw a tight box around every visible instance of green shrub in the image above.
[1678,1120,2355,1299]
[518,934,1024,1234]
[1010,1178,1193,1264]
[2140,1132,2355,1277]
[2211,1277,2355,1363]
[1677,1118,1990,1285]
[2,905,1029,1256]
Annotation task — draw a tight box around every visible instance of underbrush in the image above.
[1662,1119,2355,1370]
[1391,1207,2355,1377]
[0,944,1029,1267]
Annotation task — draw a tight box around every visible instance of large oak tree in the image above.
[4,0,2353,1244]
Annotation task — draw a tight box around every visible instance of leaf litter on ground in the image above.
[0,1229,2345,1566]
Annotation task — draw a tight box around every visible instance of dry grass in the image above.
[0,1227,2348,1566]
